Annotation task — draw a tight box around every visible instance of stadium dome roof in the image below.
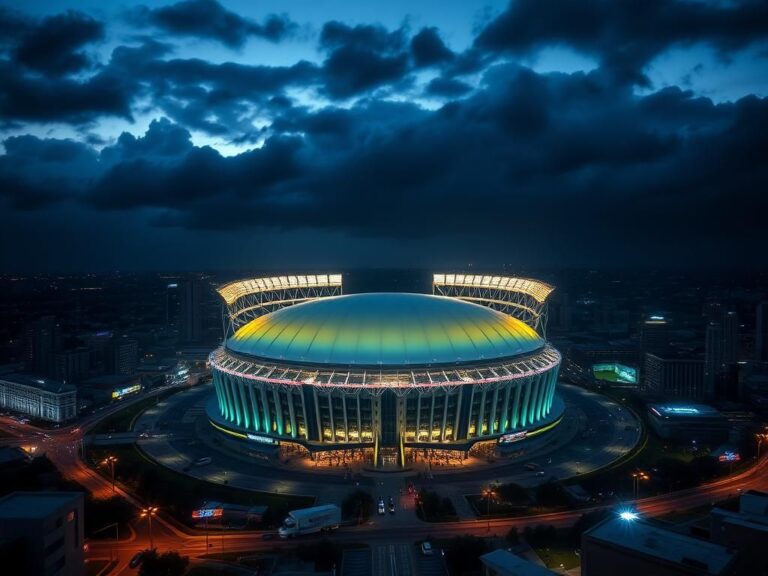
[226,293,544,367]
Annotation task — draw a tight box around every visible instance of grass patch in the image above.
[90,389,179,434]
[86,444,314,528]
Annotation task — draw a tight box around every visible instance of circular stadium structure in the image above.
[208,274,563,467]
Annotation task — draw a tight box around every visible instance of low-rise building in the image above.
[582,516,736,576]
[0,373,77,422]
[480,549,559,576]
[0,492,85,576]
[647,403,729,442]
[710,490,768,575]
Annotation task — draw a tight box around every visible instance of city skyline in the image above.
[1,0,767,272]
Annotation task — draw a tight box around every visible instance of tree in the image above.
[139,550,189,576]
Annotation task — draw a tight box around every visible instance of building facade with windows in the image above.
[0,374,77,423]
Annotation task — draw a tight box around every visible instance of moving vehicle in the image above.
[278,504,341,538]
[129,551,145,568]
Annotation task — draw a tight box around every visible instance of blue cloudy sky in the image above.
[1,0,767,271]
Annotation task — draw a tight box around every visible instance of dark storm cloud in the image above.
[3,64,766,264]
[318,21,410,98]
[411,27,454,67]
[131,0,297,47]
[14,10,104,74]
[0,61,133,123]
[475,0,768,84]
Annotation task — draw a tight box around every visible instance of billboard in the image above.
[592,363,637,385]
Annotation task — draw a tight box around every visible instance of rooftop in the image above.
[227,293,544,368]
[0,492,82,519]
[0,373,76,394]
[586,517,734,575]
[649,403,722,419]
[480,549,558,576]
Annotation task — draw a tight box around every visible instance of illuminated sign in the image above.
[111,384,142,399]
[662,406,699,415]
[192,508,223,519]
[499,431,527,444]
[718,451,741,462]
[247,433,276,444]
[592,363,637,385]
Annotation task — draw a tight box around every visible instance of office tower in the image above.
[54,348,90,384]
[640,316,669,356]
[757,301,768,362]
[109,337,138,376]
[25,316,61,377]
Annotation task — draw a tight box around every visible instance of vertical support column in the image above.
[248,383,261,432]
[313,388,323,443]
[328,391,336,442]
[238,379,250,429]
[356,395,362,442]
[520,379,532,427]
[272,388,283,435]
[260,385,271,433]
[440,390,449,441]
[501,383,512,433]
[415,394,422,441]
[428,393,436,442]
[477,388,487,437]
[342,394,349,442]
[287,390,297,438]
[489,386,500,434]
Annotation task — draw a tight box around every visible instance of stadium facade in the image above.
[208,274,563,466]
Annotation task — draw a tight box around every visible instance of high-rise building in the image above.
[756,301,768,362]
[54,348,90,384]
[25,316,61,378]
[0,492,85,576]
[640,316,669,356]
[644,353,705,399]
[705,310,739,399]
[179,278,220,344]
[108,337,138,376]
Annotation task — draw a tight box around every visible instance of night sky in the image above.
[1,0,767,272]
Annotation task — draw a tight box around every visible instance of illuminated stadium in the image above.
[208,274,563,467]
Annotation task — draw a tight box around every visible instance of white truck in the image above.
[278,504,341,538]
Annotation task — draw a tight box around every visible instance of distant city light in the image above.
[619,510,639,521]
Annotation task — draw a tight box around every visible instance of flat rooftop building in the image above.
[711,490,768,575]
[0,373,77,422]
[582,516,736,576]
[647,403,729,442]
[480,549,558,576]
[0,491,85,576]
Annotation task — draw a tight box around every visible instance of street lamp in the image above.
[631,471,649,499]
[102,456,118,492]
[482,487,496,531]
[756,429,768,459]
[140,506,158,550]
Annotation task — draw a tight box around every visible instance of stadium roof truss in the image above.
[217,274,343,337]
[208,345,561,396]
[432,274,554,336]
